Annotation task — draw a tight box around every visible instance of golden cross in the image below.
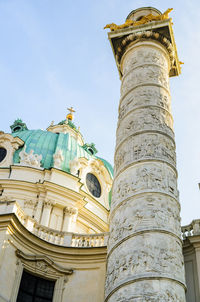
[67,107,75,114]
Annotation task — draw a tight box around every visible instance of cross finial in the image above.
[67,107,75,121]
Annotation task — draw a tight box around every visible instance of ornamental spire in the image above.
[66,107,75,121]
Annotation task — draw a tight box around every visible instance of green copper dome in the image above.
[11,129,114,177]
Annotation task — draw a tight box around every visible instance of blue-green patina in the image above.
[11,128,113,207]
[11,129,113,178]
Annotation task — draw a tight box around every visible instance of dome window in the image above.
[10,119,28,133]
[0,148,7,163]
[83,143,98,156]
[86,173,101,198]
[88,148,94,155]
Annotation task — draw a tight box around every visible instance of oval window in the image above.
[0,148,7,163]
[86,173,101,198]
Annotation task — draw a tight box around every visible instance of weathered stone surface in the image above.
[108,193,181,252]
[121,46,169,75]
[106,280,186,302]
[119,86,171,120]
[114,132,176,175]
[106,233,184,297]
[116,107,174,148]
[112,162,178,209]
[105,36,186,301]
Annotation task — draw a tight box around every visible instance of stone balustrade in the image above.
[182,220,200,239]
[71,233,109,247]
[0,200,108,248]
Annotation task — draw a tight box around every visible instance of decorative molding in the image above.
[43,199,55,208]
[16,249,73,277]
[115,31,176,78]
[10,250,73,302]
[0,132,24,167]
[64,206,77,216]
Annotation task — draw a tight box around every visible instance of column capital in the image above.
[106,16,181,78]
[43,200,55,209]
[64,206,77,216]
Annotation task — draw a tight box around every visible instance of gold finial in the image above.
[67,107,75,121]
[179,61,184,65]
[104,8,173,31]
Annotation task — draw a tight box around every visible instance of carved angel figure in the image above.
[19,146,42,168]
[53,149,64,169]
[69,157,81,176]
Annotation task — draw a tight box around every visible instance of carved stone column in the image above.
[105,7,186,302]
[62,207,77,232]
[40,200,54,227]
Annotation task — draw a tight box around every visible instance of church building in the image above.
[0,6,199,302]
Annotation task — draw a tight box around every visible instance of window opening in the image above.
[17,270,55,302]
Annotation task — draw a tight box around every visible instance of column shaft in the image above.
[105,40,186,301]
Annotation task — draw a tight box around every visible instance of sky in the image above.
[0,0,199,225]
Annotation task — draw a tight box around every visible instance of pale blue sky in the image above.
[0,0,200,225]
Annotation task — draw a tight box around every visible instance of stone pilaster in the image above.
[62,207,77,232]
[40,200,54,227]
[105,8,186,302]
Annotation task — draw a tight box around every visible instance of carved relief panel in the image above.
[116,107,174,147]
[119,86,171,120]
[111,162,178,209]
[105,233,184,297]
[121,65,169,97]
[121,47,169,75]
[109,194,181,252]
[106,280,186,302]
[114,132,176,174]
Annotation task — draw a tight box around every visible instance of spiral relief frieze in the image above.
[121,46,169,75]
[114,132,176,175]
[116,106,174,148]
[105,233,184,298]
[106,280,186,302]
[111,162,178,210]
[119,86,171,120]
[121,65,169,97]
[105,21,186,301]
[108,193,181,252]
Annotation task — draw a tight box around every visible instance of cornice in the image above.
[107,19,181,78]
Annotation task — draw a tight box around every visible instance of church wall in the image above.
[0,213,107,302]
[64,265,106,302]
[183,238,200,302]
[0,238,17,301]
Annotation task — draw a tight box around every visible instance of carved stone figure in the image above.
[69,157,81,176]
[115,133,176,174]
[19,146,42,168]
[109,194,181,251]
[106,232,184,297]
[119,87,171,120]
[116,107,174,147]
[121,65,169,97]
[53,149,64,169]
[122,48,168,75]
